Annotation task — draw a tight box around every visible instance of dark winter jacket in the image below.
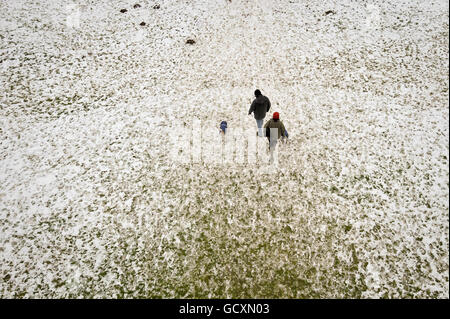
[248,95,271,120]
[264,118,287,140]
[220,121,227,134]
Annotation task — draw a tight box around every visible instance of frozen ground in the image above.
[0,0,448,298]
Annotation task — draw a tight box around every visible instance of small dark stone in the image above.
[133,4,141,8]
[140,22,146,26]
[120,9,128,13]
[186,39,195,44]
[4,274,10,281]
[153,4,160,9]
[324,10,335,15]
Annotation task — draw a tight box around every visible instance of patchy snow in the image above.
[0,0,448,298]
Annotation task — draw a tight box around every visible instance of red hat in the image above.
[273,112,279,120]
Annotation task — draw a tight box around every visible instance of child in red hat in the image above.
[264,112,288,163]
[264,112,288,145]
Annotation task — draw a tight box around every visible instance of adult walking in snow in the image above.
[248,89,271,137]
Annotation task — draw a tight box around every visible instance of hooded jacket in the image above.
[220,121,227,133]
[248,95,271,120]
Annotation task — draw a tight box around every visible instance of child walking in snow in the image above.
[219,121,227,135]
[264,112,288,163]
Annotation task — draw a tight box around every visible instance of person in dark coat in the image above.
[248,89,271,137]
[219,121,227,135]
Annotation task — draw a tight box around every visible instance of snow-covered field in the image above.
[0,0,448,298]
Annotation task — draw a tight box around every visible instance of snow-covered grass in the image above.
[0,0,448,298]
